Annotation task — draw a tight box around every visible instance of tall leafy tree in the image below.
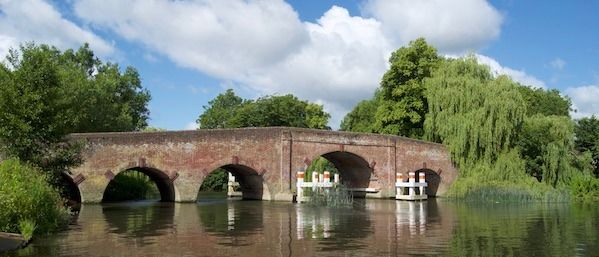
[0,43,151,183]
[340,90,381,133]
[517,86,571,117]
[424,57,526,167]
[517,115,576,186]
[197,89,244,129]
[198,90,331,129]
[374,38,442,138]
[575,116,599,177]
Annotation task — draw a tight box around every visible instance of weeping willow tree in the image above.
[423,57,572,201]
[424,57,526,168]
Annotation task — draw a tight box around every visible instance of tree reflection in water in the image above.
[446,203,599,257]
[197,199,264,247]
[102,201,175,244]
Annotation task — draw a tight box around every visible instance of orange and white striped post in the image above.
[323,171,331,183]
[297,171,305,202]
[419,172,426,196]
[408,172,416,197]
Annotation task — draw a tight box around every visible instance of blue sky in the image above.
[0,0,597,130]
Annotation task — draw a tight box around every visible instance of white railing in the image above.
[295,171,339,203]
[395,172,428,201]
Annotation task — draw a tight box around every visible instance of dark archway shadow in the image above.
[416,169,441,197]
[199,164,264,201]
[320,151,372,198]
[61,173,82,211]
[102,167,175,202]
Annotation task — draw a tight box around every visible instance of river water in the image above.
[2,197,599,257]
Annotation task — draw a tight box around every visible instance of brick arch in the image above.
[61,172,82,205]
[308,150,373,197]
[102,166,177,202]
[201,162,267,200]
[413,168,442,197]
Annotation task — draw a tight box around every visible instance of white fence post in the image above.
[296,171,305,203]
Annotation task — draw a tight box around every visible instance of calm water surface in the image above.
[3,197,599,257]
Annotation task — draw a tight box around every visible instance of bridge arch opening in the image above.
[198,164,264,201]
[309,151,372,198]
[102,167,175,202]
[60,173,82,208]
[415,169,441,197]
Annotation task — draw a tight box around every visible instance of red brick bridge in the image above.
[65,127,458,203]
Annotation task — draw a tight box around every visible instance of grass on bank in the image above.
[0,159,70,238]
[305,184,353,208]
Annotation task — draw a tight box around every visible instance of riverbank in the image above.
[0,232,27,252]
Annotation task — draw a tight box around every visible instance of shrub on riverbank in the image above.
[0,159,69,235]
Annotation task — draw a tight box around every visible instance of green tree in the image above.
[0,43,150,185]
[198,90,331,129]
[197,89,244,129]
[517,115,575,187]
[575,116,599,176]
[340,90,381,132]
[424,57,526,166]
[200,169,229,192]
[305,156,339,181]
[517,86,571,117]
[374,38,442,138]
[0,159,69,235]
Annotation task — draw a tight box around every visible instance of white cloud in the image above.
[74,0,307,80]
[550,58,566,70]
[184,121,199,130]
[244,6,391,125]
[566,85,599,119]
[72,0,514,129]
[0,0,113,58]
[362,0,503,53]
[475,54,546,88]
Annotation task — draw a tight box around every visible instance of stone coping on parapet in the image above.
[69,127,444,147]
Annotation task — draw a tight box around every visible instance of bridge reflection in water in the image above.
[7,199,599,257]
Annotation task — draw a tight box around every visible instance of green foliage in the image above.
[569,173,599,202]
[0,43,150,184]
[196,89,333,191]
[0,159,69,234]
[374,38,442,138]
[18,220,36,241]
[424,57,526,166]
[305,184,353,208]
[517,115,576,186]
[424,56,579,202]
[305,156,339,182]
[340,90,380,132]
[517,86,571,116]
[142,127,167,132]
[447,203,599,257]
[197,89,331,129]
[575,116,599,177]
[200,169,229,192]
[197,89,244,129]
[445,150,569,202]
[103,170,160,202]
